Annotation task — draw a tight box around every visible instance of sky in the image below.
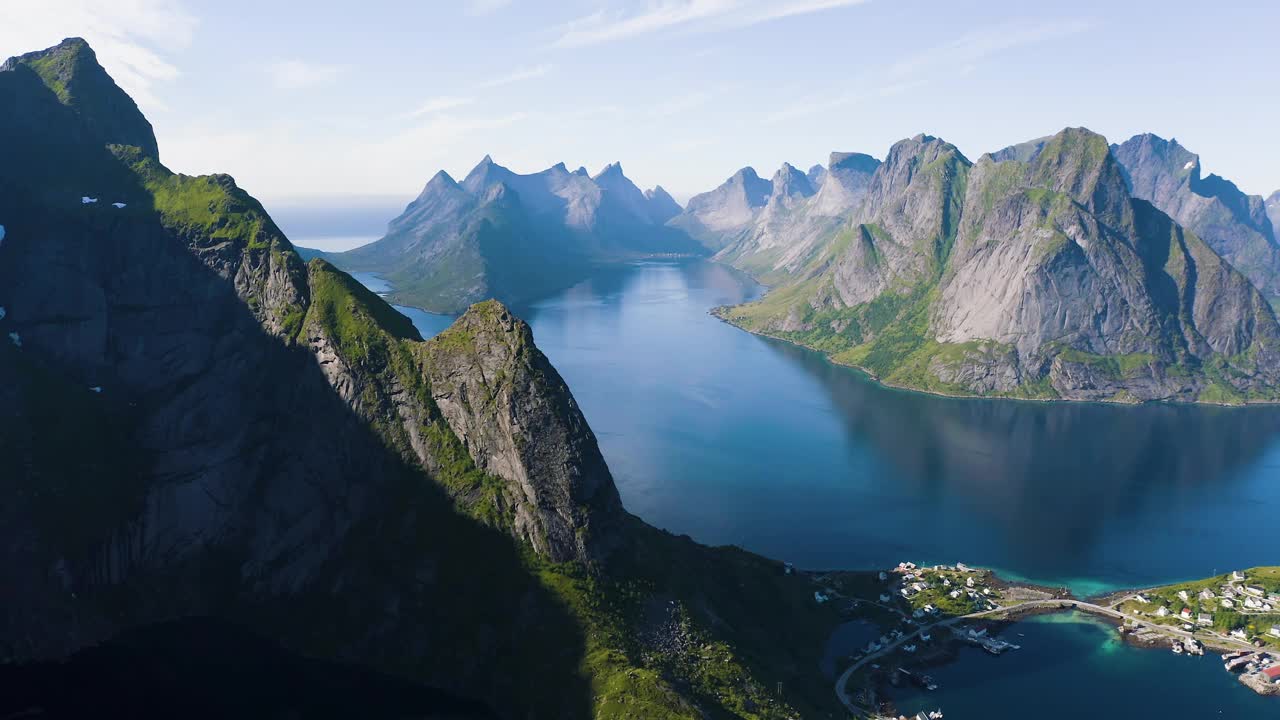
[2,0,1278,217]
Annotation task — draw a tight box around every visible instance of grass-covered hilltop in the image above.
[705,130,1280,404]
[0,38,849,719]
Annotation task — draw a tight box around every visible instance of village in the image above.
[810,564,1280,719]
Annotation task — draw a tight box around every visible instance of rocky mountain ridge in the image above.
[716,128,1280,404]
[0,38,840,719]
[320,156,699,312]
[1111,133,1280,295]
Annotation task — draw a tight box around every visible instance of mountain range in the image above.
[706,129,1280,403]
[0,39,843,719]
[315,157,700,312]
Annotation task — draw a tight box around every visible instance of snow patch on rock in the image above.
[112,202,126,209]
[8,331,20,347]
[1183,161,1195,170]
[0,224,5,245]
[82,197,98,204]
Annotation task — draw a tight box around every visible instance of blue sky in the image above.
[3,0,1278,209]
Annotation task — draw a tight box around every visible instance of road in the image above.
[832,598,1258,716]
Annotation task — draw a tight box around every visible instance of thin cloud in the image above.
[478,63,552,89]
[764,18,1092,124]
[268,59,348,90]
[0,0,196,110]
[552,0,869,48]
[399,96,476,120]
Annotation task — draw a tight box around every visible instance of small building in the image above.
[1197,613,1213,626]
[1155,606,1171,617]
[1268,626,1280,638]
[1222,598,1235,609]
[1245,586,1266,597]
[1233,570,1246,581]
[1199,589,1215,600]
[1180,608,1193,620]
[879,593,891,603]
[1264,666,1280,683]
[1177,590,1189,602]
[966,577,975,588]
[1230,628,1248,640]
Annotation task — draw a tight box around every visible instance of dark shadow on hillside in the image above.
[0,63,592,719]
[0,617,500,720]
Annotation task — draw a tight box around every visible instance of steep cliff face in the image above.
[719,128,1280,403]
[424,301,623,563]
[328,158,701,312]
[1,39,841,719]
[1112,134,1280,295]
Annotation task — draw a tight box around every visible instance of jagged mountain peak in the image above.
[425,169,459,190]
[594,161,625,180]
[645,185,682,224]
[768,162,815,202]
[2,37,159,159]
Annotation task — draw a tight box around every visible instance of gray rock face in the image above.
[424,302,623,563]
[329,156,701,312]
[721,128,1280,403]
[1268,191,1280,240]
[1112,134,1280,295]
[681,152,881,277]
[669,167,773,249]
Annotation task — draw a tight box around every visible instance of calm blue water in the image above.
[892,612,1275,717]
[372,260,1280,595]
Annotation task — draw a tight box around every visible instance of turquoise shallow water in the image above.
[891,612,1276,717]
[369,260,1280,595]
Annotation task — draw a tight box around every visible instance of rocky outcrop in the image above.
[719,128,1280,403]
[1112,134,1280,295]
[423,301,623,563]
[329,157,701,312]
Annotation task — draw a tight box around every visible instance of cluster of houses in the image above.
[1133,571,1280,641]
[892,562,996,611]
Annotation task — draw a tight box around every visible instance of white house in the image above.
[1177,590,1189,602]
[1230,628,1248,640]
[1199,589,1215,600]
[1269,626,1280,638]
[1245,586,1266,597]
[1135,594,1151,604]
[1222,598,1235,609]
[1197,614,1213,626]
[1155,606,1171,617]
[1233,571,1246,581]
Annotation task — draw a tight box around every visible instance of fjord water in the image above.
[892,612,1276,716]
[382,260,1280,594]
